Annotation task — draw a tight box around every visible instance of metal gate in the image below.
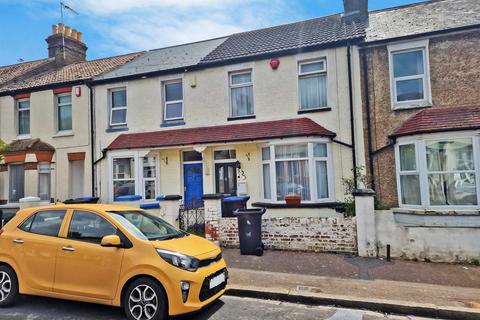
[178,205,205,237]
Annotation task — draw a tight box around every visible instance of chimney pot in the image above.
[52,24,58,35]
[57,23,65,34]
[76,31,83,42]
[71,29,78,39]
[46,23,87,65]
[64,26,72,37]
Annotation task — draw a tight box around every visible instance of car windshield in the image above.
[108,211,186,241]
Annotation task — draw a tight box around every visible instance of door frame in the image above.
[214,162,238,196]
[183,162,204,208]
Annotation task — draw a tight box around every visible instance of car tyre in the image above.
[124,277,167,320]
[0,265,19,308]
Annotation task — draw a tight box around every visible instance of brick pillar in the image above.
[203,194,223,245]
[353,189,377,257]
[159,195,182,228]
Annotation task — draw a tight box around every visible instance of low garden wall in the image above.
[218,216,357,254]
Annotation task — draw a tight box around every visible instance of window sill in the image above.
[252,201,341,209]
[52,131,74,138]
[16,134,31,140]
[160,121,185,128]
[106,126,129,133]
[298,107,331,114]
[392,208,480,227]
[392,103,432,111]
[227,115,256,121]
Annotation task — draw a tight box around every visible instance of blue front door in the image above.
[184,163,204,208]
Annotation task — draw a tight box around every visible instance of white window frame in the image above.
[108,150,160,202]
[37,162,51,201]
[109,87,127,126]
[260,139,334,203]
[395,133,480,209]
[228,70,254,118]
[55,93,73,133]
[298,59,328,111]
[163,80,184,121]
[388,40,431,110]
[142,156,159,201]
[16,98,30,138]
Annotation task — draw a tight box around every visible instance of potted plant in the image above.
[0,139,7,205]
[285,193,301,205]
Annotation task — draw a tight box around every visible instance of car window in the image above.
[68,211,117,244]
[19,210,66,237]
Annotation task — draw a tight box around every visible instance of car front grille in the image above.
[199,268,227,302]
[198,252,222,268]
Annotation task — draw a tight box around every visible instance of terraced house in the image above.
[90,1,368,223]
[0,24,140,208]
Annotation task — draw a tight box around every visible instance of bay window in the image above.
[261,142,332,202]
[229,70,254,118]
[396,136,479,208]
[112,157,135,198]
[298,59,327,110]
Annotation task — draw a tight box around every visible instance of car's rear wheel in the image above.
[124,278,167,320]
[0,265,19,308]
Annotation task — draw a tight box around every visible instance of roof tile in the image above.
[107,118,335,150]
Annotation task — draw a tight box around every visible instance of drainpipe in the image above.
[361,50,375,190]
[87,82,96,197]
[347,44,358,188]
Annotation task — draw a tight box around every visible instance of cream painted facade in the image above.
[0,85,92,202]
[94,46,366,216]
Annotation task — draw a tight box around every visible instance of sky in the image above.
[0,0,426,66]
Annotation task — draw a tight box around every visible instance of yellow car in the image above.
[0,204,228,320]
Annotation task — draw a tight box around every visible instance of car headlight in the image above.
[156,249,200,272]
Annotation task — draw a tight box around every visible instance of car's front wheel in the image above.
[0,265,19,308]
[124,278,167,320]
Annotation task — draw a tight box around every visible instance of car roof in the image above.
[19,203,142,214]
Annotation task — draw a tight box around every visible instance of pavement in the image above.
[222,249,480,319]
[0,295,440,320]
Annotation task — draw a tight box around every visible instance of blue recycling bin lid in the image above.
[223,196,250,202]
[79,196,97,201]
[156,195,166,201]
[115,195,142,201]
[140,202,160,209]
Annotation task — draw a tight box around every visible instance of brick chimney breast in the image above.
[46,23,88,66]
[343,0,368,18]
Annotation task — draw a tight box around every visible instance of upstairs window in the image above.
[56,94,72,131]
[109,88,127,126]
[17,99,30,136]
[164,81,183,121]
[389,41,431,109]
[229,70,254,118]
[298,59,327,111]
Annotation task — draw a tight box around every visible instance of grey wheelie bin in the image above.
[233,208,266,256]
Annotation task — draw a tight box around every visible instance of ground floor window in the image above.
[9,164,24,202]
[111,153,159,201]
[396,136,479,208]
[38,163,51,201]
[261,141,332,202]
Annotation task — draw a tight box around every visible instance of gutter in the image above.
[346,43,358,188]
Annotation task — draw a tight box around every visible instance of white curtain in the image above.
[316,161,328,199]
[275,160,310,201]
[299,74,327,110]
[231,86,253,117]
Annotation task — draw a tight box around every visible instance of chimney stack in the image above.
[343,0,368,19]
[46,23,88,66]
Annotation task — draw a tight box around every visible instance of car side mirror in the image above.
[101,235,123,248]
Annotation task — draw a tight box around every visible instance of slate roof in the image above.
[107,118,335,150]
[96,38,227,81]
[5,138,55,154]
[367,0,480,42]
[390,105,480,138]
[0,59,50,86]
[0,52,142,94]
[201,14,366,64]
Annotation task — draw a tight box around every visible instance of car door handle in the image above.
[62,246,75,252]
[13,239,24,244]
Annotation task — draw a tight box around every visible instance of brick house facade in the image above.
[361,0,480,209]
